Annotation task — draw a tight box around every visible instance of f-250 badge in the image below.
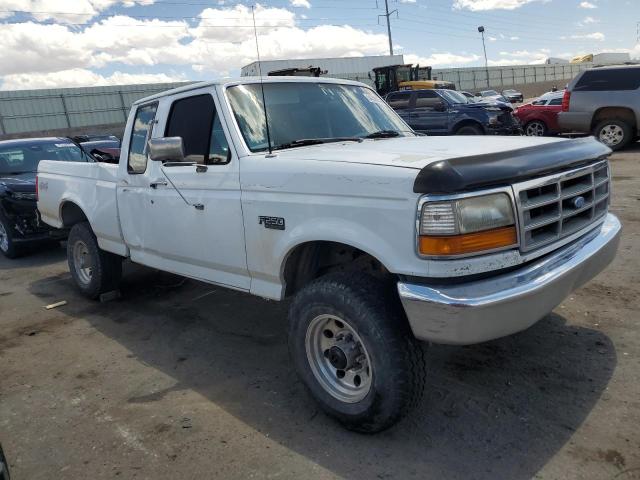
[259,216,285,230]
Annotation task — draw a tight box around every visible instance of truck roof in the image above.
[133,76,368,106]
[0,137,71,147]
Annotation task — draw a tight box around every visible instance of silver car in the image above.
[558,65,640,150]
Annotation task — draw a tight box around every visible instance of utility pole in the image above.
[478,26,490,88]
[379,0,397,56]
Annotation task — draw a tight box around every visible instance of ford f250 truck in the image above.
[37,77,621,433]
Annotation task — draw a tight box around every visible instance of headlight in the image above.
[418,193,517,256]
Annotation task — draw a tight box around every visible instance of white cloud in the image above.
[561,32,605,41]
[582,16,598,23]
[510,36,520,40]
[579,1,597,8]
[0,0,156,23]
[490,49,550,65]
[1,69,184,90]
[488,36,497,42]
[405,52,480,67]
[453,0,547,11]
[290,0,311,8]
[399,0,417,3]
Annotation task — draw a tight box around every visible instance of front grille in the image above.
[513,160,610,252]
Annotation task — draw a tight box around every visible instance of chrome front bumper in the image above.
[398,213,621,345]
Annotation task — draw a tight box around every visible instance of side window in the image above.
[128,103,158,174]
[574,68,640,91]
[548,98,563,106]
[532,99,547,106]
[165,94,230,165]
[415,90,441,108]
[386,92,411,110]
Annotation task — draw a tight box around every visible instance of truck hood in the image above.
[271,135,566,170]
[0,172,37,194]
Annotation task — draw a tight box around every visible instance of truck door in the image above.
[411,90,449,135]
[385,91,413,125]
[119,90,250,290]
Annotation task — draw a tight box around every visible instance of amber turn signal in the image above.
[419,226,517,256]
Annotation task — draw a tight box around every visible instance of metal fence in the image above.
[0,82,190,136]
[329,62,592,91]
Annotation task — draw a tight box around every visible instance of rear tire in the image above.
[288,272,426,433]
[0,213,21,259]
[525,120,547,137]
[67,222,122,299]
[455,124,483,135]
[594,119,633,151]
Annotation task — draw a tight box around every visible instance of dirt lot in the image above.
[1,145,639,480]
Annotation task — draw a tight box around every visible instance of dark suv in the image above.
[386,89,520,135]
[558,65,640,150]
[0,137,91,258]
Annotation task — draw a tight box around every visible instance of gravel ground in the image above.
[1,144,639,480]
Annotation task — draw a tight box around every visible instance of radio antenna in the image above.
[252,5,273,155]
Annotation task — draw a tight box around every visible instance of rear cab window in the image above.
[128,102,158,174]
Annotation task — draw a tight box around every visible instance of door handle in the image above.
[150,179,168,189]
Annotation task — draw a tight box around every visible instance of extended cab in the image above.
[37,77,621,433]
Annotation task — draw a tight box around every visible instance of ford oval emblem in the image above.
[572,196,586,209]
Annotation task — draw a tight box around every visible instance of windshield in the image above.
[0,140,86,175]
[226,82,413,152]
[440,90,470,104]
[481,90,499,96]
[503,90,517,94]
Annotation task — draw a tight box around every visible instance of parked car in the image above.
[477,89,510,103]
[38,77,620,433]
[78,140,121,163]
[514,91,564,136]
[0,137,91,258]
[386,89,520,135]
[558,64,640,150]
[502,89,524,103]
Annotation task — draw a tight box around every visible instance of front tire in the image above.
[0,213,20,259]
[455,124,483,135]
[594,119,633,151]
[288,272,426,433]
[525,120,547,136]
[67,222,122,299]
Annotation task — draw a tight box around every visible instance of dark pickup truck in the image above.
[0,137,92,258]
[386,89,520,136]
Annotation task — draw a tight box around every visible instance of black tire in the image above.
[288,272,426,433]
[455,124,483,135]
[0,213,21,259]
[67,222,122,299]
[0,443,9,480]
[524,120,548,137]
[593,118,633,151]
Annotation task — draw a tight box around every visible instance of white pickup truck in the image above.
[37,77,621,433]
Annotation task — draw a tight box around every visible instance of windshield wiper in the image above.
[363,130,401,139]
[272,137,363,151]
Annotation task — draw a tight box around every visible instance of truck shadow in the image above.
[29,266,616,480]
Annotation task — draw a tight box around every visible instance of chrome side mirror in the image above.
[148,137,185,163]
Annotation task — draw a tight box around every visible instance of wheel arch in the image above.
[453,119,485,134]
[591,107,637,131]
[59,200,90,228]
[281,239,393,298]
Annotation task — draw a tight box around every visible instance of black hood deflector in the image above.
[413,137,611,194]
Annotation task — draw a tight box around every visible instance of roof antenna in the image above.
[252,5,273,155]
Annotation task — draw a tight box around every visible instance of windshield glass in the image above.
[226,82,413,152]
[0,141,86,175]
[440,90,469,104]
[481,90,499,96]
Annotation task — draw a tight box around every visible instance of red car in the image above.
[514,91,564,136]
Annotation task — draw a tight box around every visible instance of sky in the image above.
[0,0,637,90]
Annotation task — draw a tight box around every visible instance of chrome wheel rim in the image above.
[305,314,372,403]
[526,121,545,136]
[599,124,624,147]
[72,240,93,285]
[0,221,8,252]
